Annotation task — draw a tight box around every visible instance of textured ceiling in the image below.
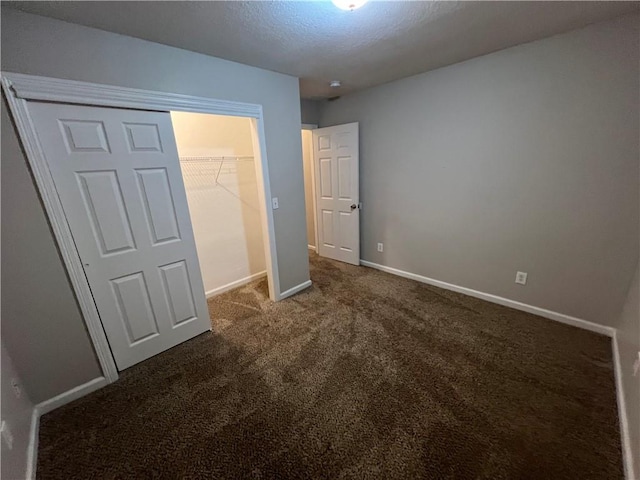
[6,1,638,98]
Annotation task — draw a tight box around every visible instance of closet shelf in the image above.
[179,156,254,163]
[179,156,258,209]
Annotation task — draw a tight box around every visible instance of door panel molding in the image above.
[2,72,281,384]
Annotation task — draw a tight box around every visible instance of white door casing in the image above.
[312,123,360,265]
[29,102,211,370]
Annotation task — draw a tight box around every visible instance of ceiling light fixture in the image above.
[330,80,341,88]
[331,0,368,11]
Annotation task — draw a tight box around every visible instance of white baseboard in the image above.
[26,376,108,479]
[36,376,108,416]
[308,244,317,252]
[279,280,312,300]
[359,260,615,337]
[26,408,39,480]
[205,271,267,298]
[612,333,635,480]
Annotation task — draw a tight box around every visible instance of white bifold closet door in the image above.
[29,102,211,370]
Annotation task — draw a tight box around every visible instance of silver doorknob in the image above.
[350,204,357,210]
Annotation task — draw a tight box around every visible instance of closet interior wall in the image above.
[170,112,266,297]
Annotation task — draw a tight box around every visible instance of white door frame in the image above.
[2,72,282,384]
[301,123,319,252]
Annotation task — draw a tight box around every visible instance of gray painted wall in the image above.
[1,341,35,480]
[1,8,309,402]
[300,99,321,126]
[320,14,639,327]
[615,265,639,479]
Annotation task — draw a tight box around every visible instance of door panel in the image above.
[61,120,110,153]
[321,210,335,247]
[29,102,210,370]
[337,157,352,199]
[76,170,136,255]
[110,272,159,343]
[136,168,181,245]
[312,123,359,265]
[123,123,163,152]
[319,158,332,198]
[159,260,198,327]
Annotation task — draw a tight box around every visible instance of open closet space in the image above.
[170,111,267,299]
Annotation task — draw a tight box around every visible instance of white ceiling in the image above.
[6,1,638,99]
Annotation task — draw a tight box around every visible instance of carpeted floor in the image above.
[36,253,622,479]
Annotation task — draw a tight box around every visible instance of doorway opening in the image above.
[301,126,318,253]
[301,122,361,266]
[171,111,269,300]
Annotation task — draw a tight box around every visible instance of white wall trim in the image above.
[25,408,39,480]
[278,280,312,300]
[360,260,615,337]
[612,332,635,480]
[308,244,317,252]
[5,72,262,118]
[26,376,108,479]
[205,271,267,298]
[249,116,281,301]
[36,377,108,416]
[1,71,282,385]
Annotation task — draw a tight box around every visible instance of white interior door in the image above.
[312,123,360,265]
[29,102,211,370]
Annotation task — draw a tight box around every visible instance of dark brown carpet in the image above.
[36,253,622,479]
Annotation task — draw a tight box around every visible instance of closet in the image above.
[171,112,267,297]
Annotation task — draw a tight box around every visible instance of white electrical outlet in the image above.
[271,197,279,210]
[377,243,384,253]
[515,271,528,285]
[633,352,640,377]
[1,421,13,450]
[11,378,21,399]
